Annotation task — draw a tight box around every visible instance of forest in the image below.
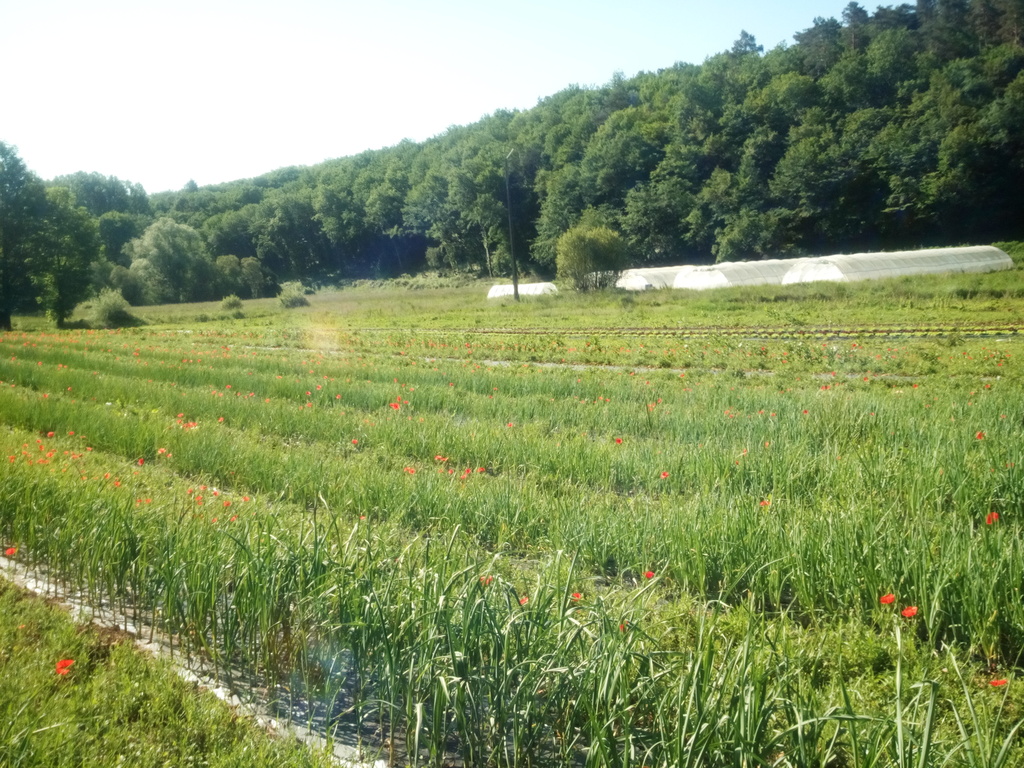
[2,0,1023,324]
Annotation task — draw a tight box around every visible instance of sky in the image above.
[2,0,850,194]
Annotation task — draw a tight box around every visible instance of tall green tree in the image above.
[0,143,47,330]
[31,187,100,325]
[125,217,216,303]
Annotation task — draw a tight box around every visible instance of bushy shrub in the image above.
[556,225,627,291]
[91,288,139,328]
[279,283,310,308]
[221,294,243,311]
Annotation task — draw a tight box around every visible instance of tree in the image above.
[31,187,100,325]
[0,143,47,330]
[239,257,266,298]
[795,17,845,77]
[98,210,146,266]
[125,217,216,303]
[842,3,872,50]
[555,225,627,290]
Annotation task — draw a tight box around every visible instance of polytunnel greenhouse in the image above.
[672,259,800,290]
[781,246,1013,284]
[615,266,696,291]
[613,246,1013,292]
[487,282,558,299]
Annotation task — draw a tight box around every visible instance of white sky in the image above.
[2,0,848,194]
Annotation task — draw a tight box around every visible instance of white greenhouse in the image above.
[781,246,1013,284]
[672,259,801,290]
[487,282,559,299]
[615,266,697,291]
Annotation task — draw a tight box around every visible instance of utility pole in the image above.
[504,148,520,302]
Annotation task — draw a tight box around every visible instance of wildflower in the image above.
[403,467,416,474]
[644,570,655,579]
[976,431,985,439]
[986,512,999,525]
[615,438,623,444]
[480,575,493,586]
[55,659,74,675]
[519,595,529,605]
[991,679,1008,687]
[880,593,895,605]
[351,439,358,445]
[571,592,582,601]
[759,499,770,507]
[4,547,16,556]
[660,471,669,479]
[137,458,144,466]
[389,402,400,410]
[46,431,54,437]
[901,606,918,618]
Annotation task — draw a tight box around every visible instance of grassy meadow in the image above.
[2,265,1024,766]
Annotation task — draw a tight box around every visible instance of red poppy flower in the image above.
[46,431,54,438]
[351,439,358,445]
[55,659,74,675]
[660,471,669,479]
[4,547,16,556]
[571,592,582,601]
[389,402,400,410]
[644,570,655,579]
[519,595,529,605]
[137,458,144,466]
[759,499,770,507]
[901,606,918,618]
[991,679,1008,687]
[880,593,895,605]
[986,512,999,525]
[615,438,623,444]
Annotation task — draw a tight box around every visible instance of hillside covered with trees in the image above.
[2,1,1023,321]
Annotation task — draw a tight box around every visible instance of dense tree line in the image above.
[151,1,1023,281]
[3,1,1023,319]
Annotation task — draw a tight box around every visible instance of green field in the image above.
[2,273,1024,767]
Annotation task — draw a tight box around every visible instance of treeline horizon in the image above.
[16,0,1024,307]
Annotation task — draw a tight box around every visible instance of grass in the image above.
[2,260,1024,766]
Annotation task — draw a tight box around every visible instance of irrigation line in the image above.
[347,324,1020,340]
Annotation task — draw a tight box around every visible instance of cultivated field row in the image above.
[2,325,1022,767]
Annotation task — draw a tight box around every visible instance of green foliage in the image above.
[0,142,47,330]
[125,217,218,304]
[278,283,310,308]
[30,187,100,326]
[556,225,627,290]
[90,287,139,328]
[220,293,243,311]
